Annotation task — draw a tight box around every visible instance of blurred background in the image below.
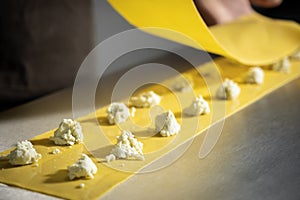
[0,0,298,112]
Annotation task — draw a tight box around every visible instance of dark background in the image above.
[0,0,299,112]
[253,0,299,23]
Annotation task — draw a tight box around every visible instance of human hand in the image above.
[194,0,282,26]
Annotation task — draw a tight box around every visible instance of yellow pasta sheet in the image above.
[108,0,300,65]
[0,57,300,199]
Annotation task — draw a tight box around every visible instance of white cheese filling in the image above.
[107,102,130,125]
[68,154,97,180]
[172,77,193,92]
[155,110,181,137]
[216,78,240,100]
[272,57,290,73]
[245,67,264,84]
[8,140,42,166]
[184,95,210,116]
[130,91,161,108]
[50,119,83,146]
[106,131,144,162]
[290,49,300,59]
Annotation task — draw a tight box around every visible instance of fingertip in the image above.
[251,0,282,8]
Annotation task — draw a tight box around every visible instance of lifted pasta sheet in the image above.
[0,57,300,199]
[108,0,300,66]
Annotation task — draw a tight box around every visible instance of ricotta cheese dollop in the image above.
[216,78,240,100]
[130,91,161,108]
[172,77,193,92]
[155,110,181,137]
[106,131,144,162]
[8,140,42,166]
[290,50,300,59]
[50,119,83,146]
[272,57,290,73]
[107,102,130,125]
[184,95,210,116]
[245,67,264,84]
[68,154,98,180]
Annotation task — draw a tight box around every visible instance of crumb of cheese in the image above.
[155,110,181,137]
[8,140,42,166]
[130,106,136,117]
[50,148,61,154]
[68,154,97,180]
[50,119,83,146]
